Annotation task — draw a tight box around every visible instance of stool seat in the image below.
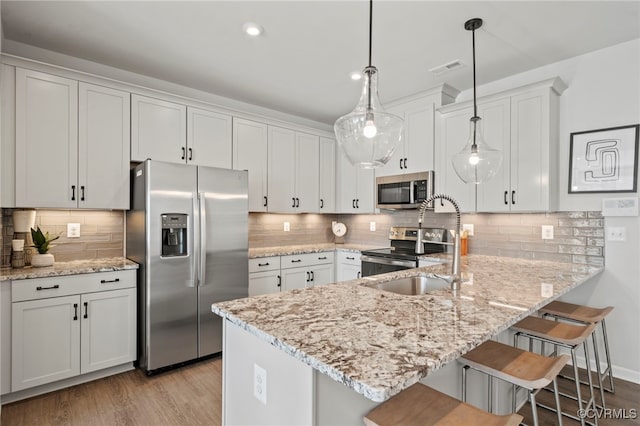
[460,340,570,390]
[363,383,523,426]
[540,301,613,323]
[512,316,596,346]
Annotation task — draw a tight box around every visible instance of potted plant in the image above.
[30,227,60,267]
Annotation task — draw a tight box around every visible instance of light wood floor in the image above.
[2,358,638,425]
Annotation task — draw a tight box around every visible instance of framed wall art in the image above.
[568,124,639,193]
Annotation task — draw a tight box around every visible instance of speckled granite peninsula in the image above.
[0,257,138,281]
[213,254,603,424]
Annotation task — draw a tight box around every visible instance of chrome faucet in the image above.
[417,194,462,291]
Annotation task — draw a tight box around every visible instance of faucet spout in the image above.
[417,194,462,291]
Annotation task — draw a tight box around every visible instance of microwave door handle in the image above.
[199,191,207,287]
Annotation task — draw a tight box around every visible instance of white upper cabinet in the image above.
[233,118,268,212]
[16,68,78,208]
[78,82,130,209]
[131,94,187,163]
[187,107,233,169]
[336,150,375,213]
[318,137,336,213]
[267,126,320,213]
[15,69,130,209]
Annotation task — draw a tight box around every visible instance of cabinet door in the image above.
[296,132,320,213]
[475,98,511,212]
[12,295,80,391]
[319,137,336,213]
[403,101,435,174]
[374,104,405,177]
[233,118,268,212]
[78,82,130,209]
[337,263,361,282]
[249,271,281,296]
[15,68,78,208]
[336,150,357,213]
[187,107,232,169]
[309,263,334,286]
[436,107,476,213]
[355,167,375,213]
[267,126,296,213]
[131,94,186,163]
[281,266,310,291]
[80,288,136,374]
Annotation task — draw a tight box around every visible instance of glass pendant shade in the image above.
[451,116,502,184]
[334,66,403,168]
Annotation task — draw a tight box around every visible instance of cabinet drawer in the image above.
[281,251,334,269]
[12,270,136,302]
[249,256,281,273]
[337,251,361,266]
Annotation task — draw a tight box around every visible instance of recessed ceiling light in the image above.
[349,71,362,81]
[243,22,263,37]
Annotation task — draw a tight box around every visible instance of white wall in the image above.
[458,39,640,382]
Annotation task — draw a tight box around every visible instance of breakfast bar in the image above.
[212,255,603,425]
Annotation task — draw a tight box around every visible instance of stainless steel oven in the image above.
[361,227,449,277]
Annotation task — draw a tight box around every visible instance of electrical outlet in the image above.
[254,364,267,405]
[369,221,376,232]
[67,223,81,238]
[606,226,626,241]
[541,225,554,240]
[462,224,474,236]
[283,222,290,232]
[541,283,554,297]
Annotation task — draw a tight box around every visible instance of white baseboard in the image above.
[572,355,640,385]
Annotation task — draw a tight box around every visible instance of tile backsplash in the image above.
[249,213,334,248]
[1,209,125,266]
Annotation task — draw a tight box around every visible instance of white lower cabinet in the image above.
[9,271,136,393]
[248,256,281,296]
[251,252,335,294]
[336,251,362,282]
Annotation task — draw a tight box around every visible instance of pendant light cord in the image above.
[472,26,477,119]
[368,0,373,67]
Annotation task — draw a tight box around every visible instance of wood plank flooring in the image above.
[1,358,638,425]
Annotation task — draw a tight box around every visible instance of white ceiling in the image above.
[2,1,639,125]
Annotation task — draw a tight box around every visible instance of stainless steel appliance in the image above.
[127,160,248,374]
[376,171,434,210]
[361,226,449,277]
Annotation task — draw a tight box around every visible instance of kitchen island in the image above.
[212,255,603,425]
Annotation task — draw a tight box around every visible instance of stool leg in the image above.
[462,365,469,402]
[601,319,615,393]
[487,375,493,413]
[529,390,540,426]
[583,342,598,426]
[591,330,606,408]
[552,377,563,426]
[571,348,587,426]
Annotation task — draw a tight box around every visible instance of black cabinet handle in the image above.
[310,271,314,282]
[305,271,310,282]
[356,199,360,209]
[36,284,60,291]
[295,197,300,208]
[352,199,356,209]
[277,275,281,288]
[291,259,302,263]
[258,262,270,267]
[80,186,85,201]
[320,199,324,209]
[399,158,403,169]
[404,158,407,169]
[292,197,296,208]
[263,196,268,207]
[83,302,88,319]
[71,185,76,201]
[100,278,120,284]
[504,191,508,205]
[318,256,327,260]
[511,190,516,205]
[357,271,361,278]
[73,303,78,321]
[188,147,193,161]
[346,256,355,260]
[181,147,186,160]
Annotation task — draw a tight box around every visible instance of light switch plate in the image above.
[541,225,554,240]
[541,283,554,297]
[369,221,376,232]
[283,222,290,232]
[606,226,626,241]
[67,223,81,238]
[254,364,267,405]
[462,224,474,236]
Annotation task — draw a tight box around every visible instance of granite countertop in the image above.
[249,243,385,259]
[0,257,139,281]
[212,255,603,402]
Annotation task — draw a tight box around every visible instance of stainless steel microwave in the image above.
[376,171,434,209]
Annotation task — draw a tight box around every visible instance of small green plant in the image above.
[30,227,60,254]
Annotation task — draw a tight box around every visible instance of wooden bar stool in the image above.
[512,316,598,426]
[363,382,523,426]
[540,300,615,407]
[459,340,569,426]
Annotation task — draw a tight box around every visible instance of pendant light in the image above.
[451,18,502,184]
[334,0,403,169]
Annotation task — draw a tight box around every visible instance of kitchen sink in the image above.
[365,275,451,295]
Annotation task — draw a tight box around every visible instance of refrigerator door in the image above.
[146,161,199,370]
[197,166,248,356]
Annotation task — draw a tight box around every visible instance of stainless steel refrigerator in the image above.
[126,160,248,374]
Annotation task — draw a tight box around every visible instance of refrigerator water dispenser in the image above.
[161,214,187,257]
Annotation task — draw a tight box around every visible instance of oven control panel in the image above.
[389,227,447,243]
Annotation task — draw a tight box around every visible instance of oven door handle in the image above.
[360,255,417,268]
